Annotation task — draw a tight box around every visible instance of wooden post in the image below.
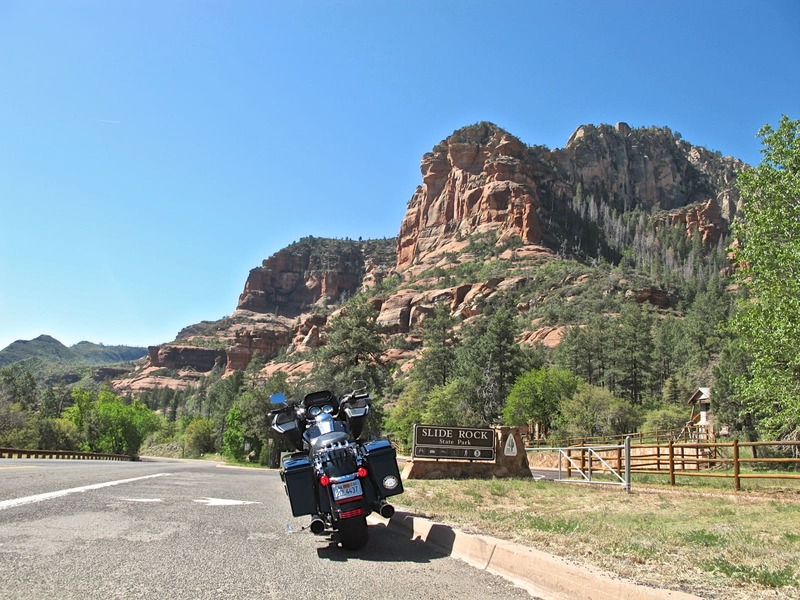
[733,439,741,492]
[624,436,631,494]
[656,443,662,471]
[566,448,572,478]
[669,440,675,486]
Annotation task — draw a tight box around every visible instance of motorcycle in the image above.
[269,381,403,550]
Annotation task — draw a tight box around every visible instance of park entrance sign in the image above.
[412,425,496,461]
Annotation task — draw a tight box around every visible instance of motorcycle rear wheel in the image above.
[337,516,369,550]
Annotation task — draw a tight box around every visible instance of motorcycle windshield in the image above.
[304,414,347,443]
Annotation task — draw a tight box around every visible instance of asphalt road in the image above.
[0,458,532,600]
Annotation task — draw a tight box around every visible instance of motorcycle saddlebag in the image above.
[280,453,317,517]
[362,439,404,497]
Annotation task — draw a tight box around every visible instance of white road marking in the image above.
[192,497,260,506]
[123,498,163,503]
[0,473,170,511]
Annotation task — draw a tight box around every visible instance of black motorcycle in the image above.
[269,382,403,550]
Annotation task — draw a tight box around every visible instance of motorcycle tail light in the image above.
[319,475,330,487]
[357,467,368,478]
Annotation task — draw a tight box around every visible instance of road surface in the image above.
[0,458,533,599]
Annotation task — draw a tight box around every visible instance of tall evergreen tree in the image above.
[613,302,655,405]
[312,294,389,395]
[414,303,458,392]
[455,306,530,424]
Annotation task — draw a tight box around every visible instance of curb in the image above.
[368,511,702,600]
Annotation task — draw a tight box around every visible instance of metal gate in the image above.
[528,436,631,493]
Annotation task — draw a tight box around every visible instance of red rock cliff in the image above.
[397,122,743,271]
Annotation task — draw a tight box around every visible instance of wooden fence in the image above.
[559,440,800,491]
[0,447,133,461]
[528,425,713,448]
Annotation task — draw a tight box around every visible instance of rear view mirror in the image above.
[269,392,287,407]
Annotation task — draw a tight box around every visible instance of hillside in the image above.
[0,335,147,385]
[113,120,743,394]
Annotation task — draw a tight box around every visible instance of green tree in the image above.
[730,116,800,439]
[60,388,161,456]
[312,294,389,394]
[613,302,655,405]
[414,303,458,392]
[683,277,732,372]
[555,383,641,441]
[455,306,531,424]
[503,368,579,438]
[555,316,615,388]
[184,417,216,458]
[423,379,479,427]
[222,406,246,460]
[383,380,426,451]
[0,364,38,410]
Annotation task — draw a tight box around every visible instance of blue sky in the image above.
[1,1,798,351]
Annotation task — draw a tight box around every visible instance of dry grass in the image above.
[398,478,800,599]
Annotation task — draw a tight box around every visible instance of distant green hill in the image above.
[0,335,148,384]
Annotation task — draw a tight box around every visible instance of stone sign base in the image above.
[402,427,531,479]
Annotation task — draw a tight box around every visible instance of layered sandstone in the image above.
[397,122,743,272]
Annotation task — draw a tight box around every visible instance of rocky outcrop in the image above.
[658,198,725,246]
[397,122,744,272]
[148,345,226,372]
[238,237,396,316]
[398,123,551,273]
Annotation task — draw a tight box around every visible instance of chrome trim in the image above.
[329,473,358,484]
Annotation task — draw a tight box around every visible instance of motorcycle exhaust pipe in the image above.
[309,516,326,535]
[379,502,395,519]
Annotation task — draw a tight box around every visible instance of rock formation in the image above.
[397,121,743,273]
[114,121,745,392]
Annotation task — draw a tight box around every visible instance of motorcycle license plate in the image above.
[332,479,363,502]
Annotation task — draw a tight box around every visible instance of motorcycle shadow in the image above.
[316,520,454,563]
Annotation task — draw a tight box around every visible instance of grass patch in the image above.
[702,558,797,588]
[398,478,800,599]
[685,529,727,547]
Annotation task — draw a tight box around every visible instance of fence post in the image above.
[656,443,662,471]
[680,445,685,470]
[624,436,631,494]
[566,448,572,479]
[588,448,593,481]
[733,439,741,492]
[669,440,675,486]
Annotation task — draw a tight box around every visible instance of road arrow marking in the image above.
[0,473,170,511]
[192,497,260,506]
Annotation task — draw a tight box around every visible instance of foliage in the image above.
[413,303,459,392]
[59,387,162,456]
[730,115,800,439]
[309,293,389,395]
[640,404,690,434]
[183,417,215,458]
[554,383,642,441]
[222,406,246,460]
[423,378,482,427]
[454,305,534,424]
[503,368,579,434]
